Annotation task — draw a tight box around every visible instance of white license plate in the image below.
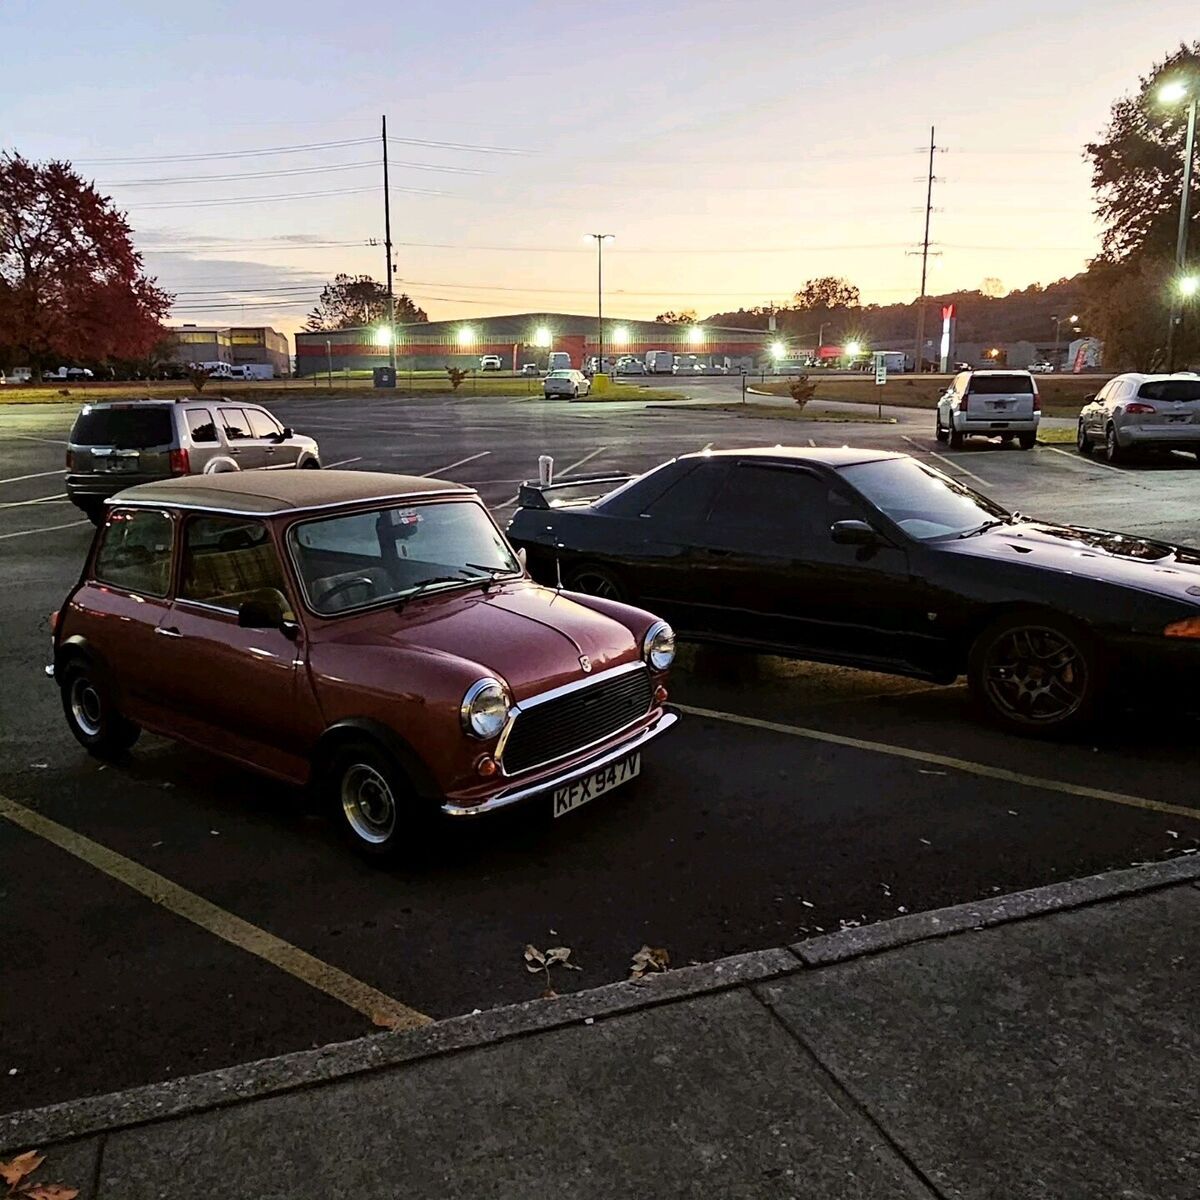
[102,458,138,473]
[552,751,641,818]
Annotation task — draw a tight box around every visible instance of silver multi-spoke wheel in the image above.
[70,676,103,737]
[981,625,1088,726]
[569,568,623,600]
[341,762,398,845]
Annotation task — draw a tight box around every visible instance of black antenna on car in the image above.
[537,455,565,590]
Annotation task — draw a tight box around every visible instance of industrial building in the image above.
[293,312,769,376]
[166,325,291,377]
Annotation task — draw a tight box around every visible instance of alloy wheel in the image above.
[341,762,398,844]
[570,569,622,600]
[70,676,103,737]
[981,625,1088,726]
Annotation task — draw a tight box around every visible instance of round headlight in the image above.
[643,620,676,671]
[460,678,511,739]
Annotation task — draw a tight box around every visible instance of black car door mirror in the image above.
[1082,395,1095,405]
[238,596,295,637]
[830,519,881,546]
[275,426,293,441]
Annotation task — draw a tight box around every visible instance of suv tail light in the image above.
[960,393,969,411]
[1125,402,1156,414]
[1033,392,1041,412]
[168,448,190,475]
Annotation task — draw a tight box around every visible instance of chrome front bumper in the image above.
[440,709,678,818]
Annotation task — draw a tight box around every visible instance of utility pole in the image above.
[913,126,937,374]
[589,234,614,375]
[1166,93,1197,372]
[382,115,397,373]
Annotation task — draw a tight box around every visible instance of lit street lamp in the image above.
[1159,77,1198,370]
[1051,313,1080,370]
[325,339,332,390]
[588,234,614,374]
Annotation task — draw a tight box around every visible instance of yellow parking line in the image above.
[675,704,1200,823]
[0,794,432,1031]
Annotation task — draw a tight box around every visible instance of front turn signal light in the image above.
[1164,616,1200,638]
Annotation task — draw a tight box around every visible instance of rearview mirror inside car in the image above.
[830,519,880,546]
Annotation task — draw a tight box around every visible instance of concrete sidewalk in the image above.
[4,857,1199,1199]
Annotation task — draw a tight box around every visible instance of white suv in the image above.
[479,355,502,371]
[935,370,1040,449]
[1077,373,1200,463]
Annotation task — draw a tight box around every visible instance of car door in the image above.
[247,408,295,469]
[690,462,918,665]
[217,406,267,470]
[85,506,178,719]
[154,513,321,775]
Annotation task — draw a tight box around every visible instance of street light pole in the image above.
[381,115,397,374]
[589,234,613,374]
[1167,93,1197,371]
[325,339,333,390]
[1052,313,1079,371]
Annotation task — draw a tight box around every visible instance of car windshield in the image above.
[71,406,172,448]
[968,374,1034,395]
[289,500,521,615]
[838,457,1010,540]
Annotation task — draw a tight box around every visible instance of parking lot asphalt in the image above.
[2,390,1199,1116]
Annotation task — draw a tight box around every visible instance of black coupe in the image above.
[507,448,1200,734]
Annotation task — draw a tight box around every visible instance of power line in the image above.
[124,185,447,210]
[101,158,488,187]
[78,138,376,165]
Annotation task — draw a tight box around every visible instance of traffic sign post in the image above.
[874,352,887,419]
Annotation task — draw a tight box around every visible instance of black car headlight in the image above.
[642,621,676,671]
[460,678,511,739]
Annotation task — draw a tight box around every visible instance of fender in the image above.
[313,717,441,801]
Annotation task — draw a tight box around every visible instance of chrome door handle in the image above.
[155,626,183,638]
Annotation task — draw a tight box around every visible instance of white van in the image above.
[197,361,235,379]
[546,351,572,372]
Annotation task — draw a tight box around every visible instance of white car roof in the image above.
[1106,371,1200,384]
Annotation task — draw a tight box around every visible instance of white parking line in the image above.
[701,442,714,452]
[1041,444,1124,473]
[0,492,68,509]
[807,438,817,448]
[422,450,490,477]
[0,518,90,541]
[902,437,991,487]
[559,446,608,477]
[1,434,69,446]
[323,456,363,469]
[0,468,67,486]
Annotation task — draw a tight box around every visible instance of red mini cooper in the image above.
[48,471,677,858]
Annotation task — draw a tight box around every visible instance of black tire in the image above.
[999,434,1015,446]
[1076,420,1093,457]
[301,459,321,469]
[1104,424,1125,465]
[324,739,430,863]
[565,564,626,602]
[935,412,949,444]
[967,612,1102,736]
[948,424,964,449]
[60,661,140,758]
[572,386,579,398]
[1018,432,1036,450]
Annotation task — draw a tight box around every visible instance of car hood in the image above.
[328,580,641,700]
[942,520,1200,602]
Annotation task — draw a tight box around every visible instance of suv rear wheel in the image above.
[60,662,141,757]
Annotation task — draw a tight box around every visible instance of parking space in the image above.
[3,392,1199,1115]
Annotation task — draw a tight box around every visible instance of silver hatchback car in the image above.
[1077,373,1200,464]
[66,399,321,523]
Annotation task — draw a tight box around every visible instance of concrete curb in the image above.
[4,856,1198,1154]
[795,854,1200,965]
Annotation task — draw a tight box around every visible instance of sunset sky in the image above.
[3,0,1195,336]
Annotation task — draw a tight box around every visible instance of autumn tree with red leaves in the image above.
[0,151,172,372]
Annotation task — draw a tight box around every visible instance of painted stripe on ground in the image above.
[422,451,490,477]
[322,456,363,469]
[0,468,67,486]
[0,518,90,541]
[0,794,431,1031]
[675,704,1200,822]
[0,493,68,510]
[1041,443,1124,473]
[902,436,992,487]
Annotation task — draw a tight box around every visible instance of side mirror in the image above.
[830,519,881,547]
[276,426,293,440]
[1083,395,1095,405]
[238,596,295,637]
[516,547,528,570]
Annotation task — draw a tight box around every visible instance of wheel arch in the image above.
[310,718,441,802]
[946,601,1095,674]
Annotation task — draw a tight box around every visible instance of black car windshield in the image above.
[71,406,172,448]
[289,500,520,615]
[838,457,1009,540]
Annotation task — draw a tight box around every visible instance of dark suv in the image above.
[66,399,321,523]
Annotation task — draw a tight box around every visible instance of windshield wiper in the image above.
[956,519,1008,539]
[394,573,475,609]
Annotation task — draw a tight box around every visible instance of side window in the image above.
[179,515,292,614]
[185,409,218,444]
[707,466,837,550]
[642,461,730,522]
[247,409,282,440]
[93,509,174,597]
[219,408,252,440]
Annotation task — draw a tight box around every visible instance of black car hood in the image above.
[940,520,1200,604]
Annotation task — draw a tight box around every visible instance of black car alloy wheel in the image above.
[973,619,1095,730]
[566,566,624,601]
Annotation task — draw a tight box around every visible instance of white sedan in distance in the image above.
[543,369,591,399]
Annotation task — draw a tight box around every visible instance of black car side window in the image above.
[641,461,730,522]
[706,465,835,549]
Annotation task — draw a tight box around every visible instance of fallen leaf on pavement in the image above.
[23,1186,80,1200]
[628,945,670,981]
[523,944,546,973]
[544,946,581,970]
[0,1151,45,1187]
